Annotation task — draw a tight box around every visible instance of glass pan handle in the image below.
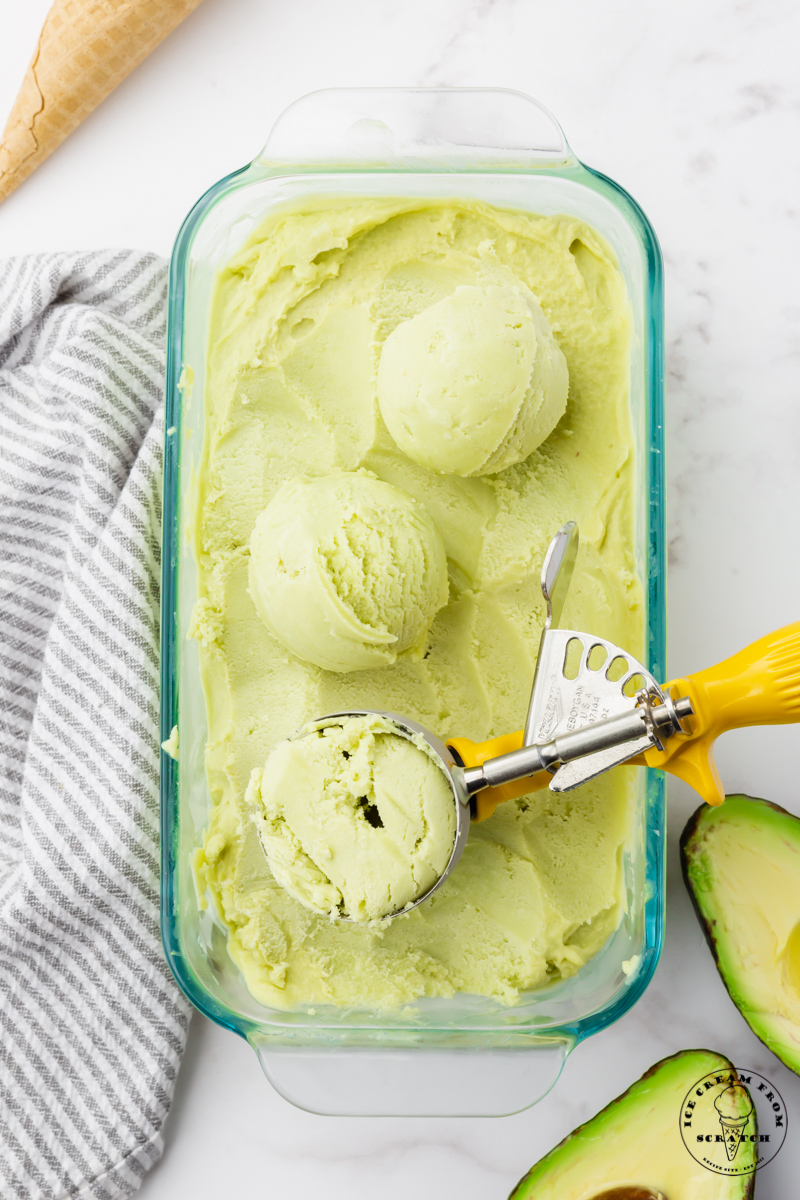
[251,1038,572,1116]
[259,87,574,170]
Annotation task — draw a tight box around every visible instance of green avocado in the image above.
[508,1049,755,1199]
[681,793,800,1076]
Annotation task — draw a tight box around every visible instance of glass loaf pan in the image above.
[160,88,665,1116]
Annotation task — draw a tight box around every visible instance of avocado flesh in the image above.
[682,794,800,1076]
[509,1049,754,1199]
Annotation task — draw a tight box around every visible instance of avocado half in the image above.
[509,1049,755,1199]
[681,794,800,1076]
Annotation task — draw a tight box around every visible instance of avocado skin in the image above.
[681,793,800,1077]
[508,1049,755,1199]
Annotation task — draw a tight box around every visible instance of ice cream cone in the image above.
[0,0,205,203]
[714,1082,754,1162]
[718,1113,749,1161]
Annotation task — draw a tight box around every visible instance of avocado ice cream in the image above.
[248,714,456,922]
[248,471,448,672]
[195,197,642,1010]
[377,283,568,476]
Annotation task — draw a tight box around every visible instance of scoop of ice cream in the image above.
[714,1084,753,1121]
[248,472,448,672]
[376,283,569,476]
[248,715,457,921]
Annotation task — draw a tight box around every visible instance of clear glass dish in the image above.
[160,88,665,1116]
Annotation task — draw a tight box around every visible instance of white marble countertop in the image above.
[2,0,798,1195]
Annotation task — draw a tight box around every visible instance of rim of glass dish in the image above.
[160,156,665,1045]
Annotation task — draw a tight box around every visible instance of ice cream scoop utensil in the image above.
[455,617,800,817]
[276,525,800,917]
[449,519,663,816]
[452,688,691,814]
[284,689,691,920]
[520,521,672,789]
[450,520,682,820]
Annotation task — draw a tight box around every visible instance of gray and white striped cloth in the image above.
[0,252,190,1199]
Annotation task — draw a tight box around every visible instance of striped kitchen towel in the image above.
[0,252,190,1200]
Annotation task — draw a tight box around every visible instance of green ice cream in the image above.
[248,714,456,922]
[195,197,641,1010]
[377,282,568,476]
[248,471,448,672]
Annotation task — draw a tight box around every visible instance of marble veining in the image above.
[1,0,797,1195]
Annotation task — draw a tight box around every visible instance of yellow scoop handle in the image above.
[446,733,553,822]
[643,620,800,805]
[448,622,800,822]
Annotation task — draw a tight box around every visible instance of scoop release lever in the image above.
[449,527,800,820]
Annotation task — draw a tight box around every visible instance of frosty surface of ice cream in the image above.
[248,714,457,922]
[377,283,568,476]
[194,197,641,1010]
[248,472,448,672]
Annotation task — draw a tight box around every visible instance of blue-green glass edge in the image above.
[159,159,666,1046]
[161,164,258,1039]
[571,164,666,1046]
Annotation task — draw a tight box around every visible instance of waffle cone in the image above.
[719,1114,748,1161]
[0,0,205,203]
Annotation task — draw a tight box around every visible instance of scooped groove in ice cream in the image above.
[248,472,449,672]
[248,714,457,922]
[377,283,569,476]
